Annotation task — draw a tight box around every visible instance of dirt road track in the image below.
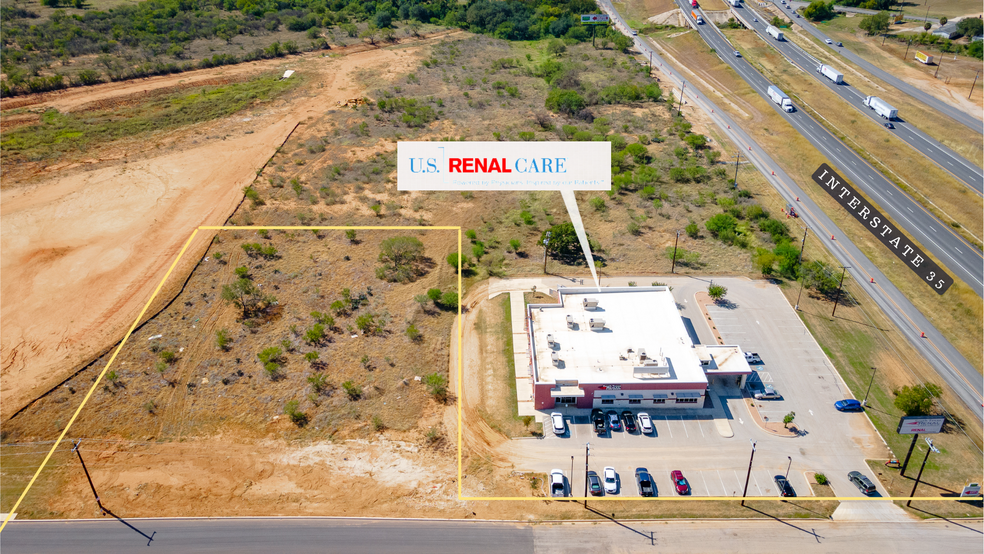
[1,35,456,421]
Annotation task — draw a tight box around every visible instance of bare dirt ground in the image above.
[0,35,453,423]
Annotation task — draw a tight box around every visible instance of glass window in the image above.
[601,399,614,405]
[653,399,665,404]
[629,399,641,404]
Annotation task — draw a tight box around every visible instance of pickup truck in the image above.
[592,408,607,434]
[744,352,763,364]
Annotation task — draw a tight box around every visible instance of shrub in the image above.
[216,329,231,351]
[627,221,641,235]
[705,214,738,238]
[424,372,449,403]
[685,221,700,239]
[545,89,586,115]
[406,323,423,342]
[590,197,606,211]
[518,131,535,141]
[707,283,728,301]
[893,384,942,416]
[355,313,384,334]
[376,236,426,282]
[308,372,328,393]
[159,350,178,364]
[561,125,578,139]
[284,400,308,426]
[427,288,443,302]
[815,473,828,485]
[304,324,325,344]
[508,238,522,252]
[440,291,459,309]
[305,351,320,364]
[342,380,363,400]
[472,242,485,259]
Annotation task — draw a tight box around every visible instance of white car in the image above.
[550,412,566,436]
[550,469,566,497]
[825,38,833,44]
[603,467,618,494]
[637,412,654,434]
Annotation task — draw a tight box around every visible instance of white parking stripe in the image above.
[700,472,711,497]
[718,470,731,497]
[664,416,673,438]
[680,416,689,438]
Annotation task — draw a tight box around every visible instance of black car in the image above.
[592,409,606,434]
[587,471,603,496]
[774,475,795,497]
[635,468,656,497]
[884,122,895,129]
[621,411,638,433]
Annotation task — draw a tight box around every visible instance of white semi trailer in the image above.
[864,96,898,119]
[767,85,794,112]
[766,25,783,40]
[817,64,843,84]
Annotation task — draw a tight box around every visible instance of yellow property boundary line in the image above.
[0,226,974,534]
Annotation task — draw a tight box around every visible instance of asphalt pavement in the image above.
[597,0,983,422]
[677,0,984,297]
[779,0,984,133]
[733,2,983,192]
[2,517,981,553]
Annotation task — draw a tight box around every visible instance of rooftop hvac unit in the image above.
[566,315,574,328]
[639,348,647,360]
[589,318,605,329]
[583,298,599,309]
[546,334,555,347]
[551,352,560,365]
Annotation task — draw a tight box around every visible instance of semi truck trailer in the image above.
[767,85,794,112]
[817,64,844,84]
[766,25,783,40]
[863,96,898,119]
[914,51,934,64]
[692,10,703,24]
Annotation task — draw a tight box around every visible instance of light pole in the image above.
[794,226,809,310]
[678,81,687,116]
[570,455,574,498]
[740,440,757,506]
[670,230,680,273]
[862,366,877,407]
[907,438,940,507]
[831,265,849,317]
[785,456,792,480]
[542,231,551,274]
[732,152,741,189]
[583,443,591,507]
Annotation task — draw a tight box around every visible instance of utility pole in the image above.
[72,440,106,516]
[678,81,686,116]
[934,54,943,78]
[740,440,757,506]
[793,226,808,310]
[907,438,940,507]
[862,366,878,407]
[649,51,653,74]
[903,38,913,60]
[583,443,591,507]
[970,70,980,100]
[670,230,680,273]
[831,265,849,317]
[542,231,551,274]
[732,152,741,189]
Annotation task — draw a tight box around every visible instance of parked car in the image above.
[835,399,864,412]
[734,50,742,57]
[635,468,656,497]
[604,467,618,494]
[550,412,566,436]
[774,475,795,497]
[848,471,877,495]
[592,409,607,434]
[550,469,565,497]
[606,410,622,432]
[754,385,782,400]
[744,352,763,364]
[621,410,638,433]
[825,38,833,44]
[884,122,895,129]
[637,412,654,434]
[670,470,691,495]
[587,471,603,496]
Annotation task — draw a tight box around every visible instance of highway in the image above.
[675,0,984,298]
[776,0,984,133]
[732,2,983,193]
[2,517,982,553]
[597,0,983,422]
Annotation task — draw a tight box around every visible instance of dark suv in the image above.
[848,471,877,495]
[621,411,637,433]
[774,475,795,497]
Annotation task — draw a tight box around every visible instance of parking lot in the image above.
[491,277,895,502]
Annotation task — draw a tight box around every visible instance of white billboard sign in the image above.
[398,141,610,191]
[961,483,981,497]
[896,415,945,435]
[581,14,610,23]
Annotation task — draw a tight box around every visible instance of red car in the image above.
[670,470,691,495]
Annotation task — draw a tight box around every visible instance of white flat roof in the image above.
[530,287,708,386]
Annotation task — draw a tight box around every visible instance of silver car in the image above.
[550,412,566,435]
[550,469,566,497]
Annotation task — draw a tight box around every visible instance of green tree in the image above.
[545,89,586,115]
[377,236,427,282]
[858,11,891,36]
[539,222,592,264]
[547,39,567,56]
[509,238,522,252]
[424,372,449,403]
[684,134,708,152]
[427,288,443,302]
[440,291,459,309]
[707,283,728,301]
[783,411,796,429]
[612,34,632,52]
[893,384,942,416]
[685,221,700,239]
[447,252,469,272]
[803,0,835,21]
[346,229,357,242]
[705,214,738,237]
[360,24,380,45]
[957,18,983,38]
[305,323,326,344]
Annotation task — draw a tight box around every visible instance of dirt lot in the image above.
[0,33,456,423]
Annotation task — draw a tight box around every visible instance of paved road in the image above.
[734,3,983,193]
[778,0,984,132]
[2,517,981,553]
[598,0,984,423]
[678,0,984,297]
